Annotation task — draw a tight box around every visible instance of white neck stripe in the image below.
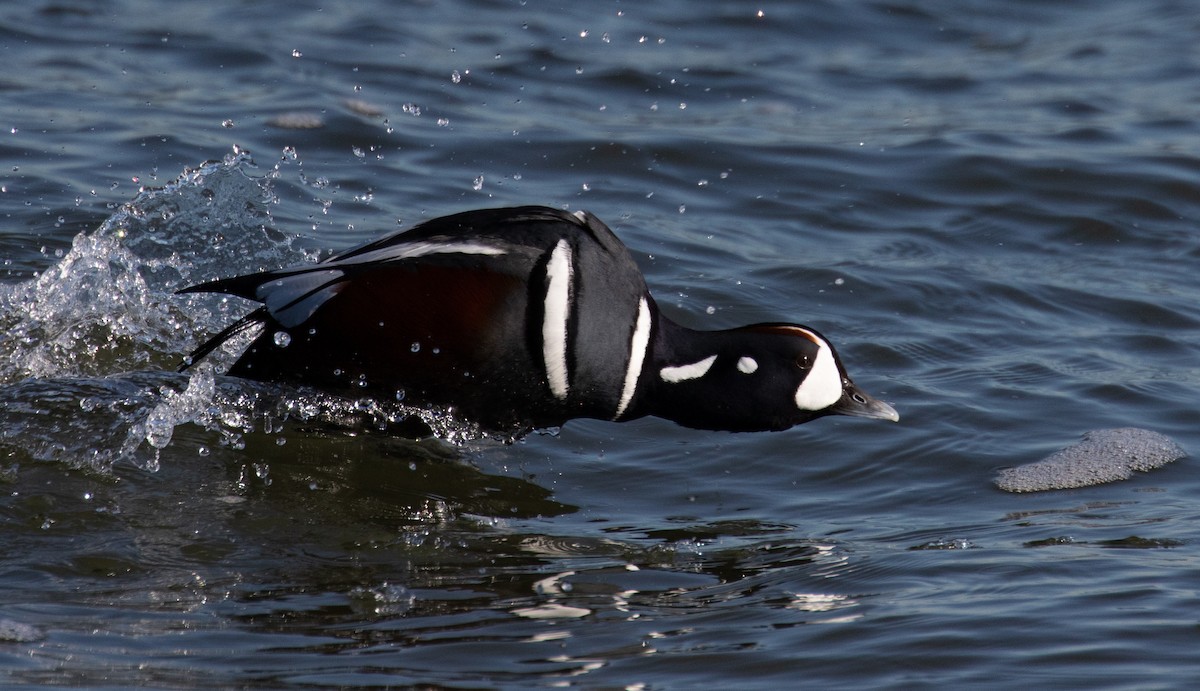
[542,240,572,400]
[614,297,652,419]
[659,355,717,383]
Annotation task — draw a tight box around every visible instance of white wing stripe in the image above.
[342,241,506,266]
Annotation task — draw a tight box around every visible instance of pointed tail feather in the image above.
[178,307,268,372]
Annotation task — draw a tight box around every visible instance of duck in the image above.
[180,206,898,432]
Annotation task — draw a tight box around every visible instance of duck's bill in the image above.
[831,383,900,422]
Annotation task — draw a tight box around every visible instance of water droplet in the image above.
[273,331,292,347]
[291,49,303,58]
[451,70,461,83]
[410,342,421,353]
[472,175,484,191]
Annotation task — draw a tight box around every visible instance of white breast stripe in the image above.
[614,297,652,419]
[737,356,758,374]
[659,355,717,383]
[794,341,843,411]
[542,240,573,400]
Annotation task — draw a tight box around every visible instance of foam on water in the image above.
[995,428,1187,493]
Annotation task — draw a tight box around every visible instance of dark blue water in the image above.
[2,1,1199,688]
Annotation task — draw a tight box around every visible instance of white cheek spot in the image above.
[659,355,717,383]
[794,342,843,411]
[542,240,572,400]
[736,356,758,374]
[613,297,652,419]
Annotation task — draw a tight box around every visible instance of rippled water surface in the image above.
[2,1,1199,688]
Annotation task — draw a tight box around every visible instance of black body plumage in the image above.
[181,206,898,432]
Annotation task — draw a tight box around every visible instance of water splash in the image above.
[0,150,502,474]
[0,151,303,383]
[120,368,217,471]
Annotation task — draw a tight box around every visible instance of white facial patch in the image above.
[542,240,573,400]
[613,296,652,420]
[659,355,717,383]
[794,339,843,411]
[736,356,758,374]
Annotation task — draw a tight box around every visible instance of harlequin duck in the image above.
[180,206,898,432]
